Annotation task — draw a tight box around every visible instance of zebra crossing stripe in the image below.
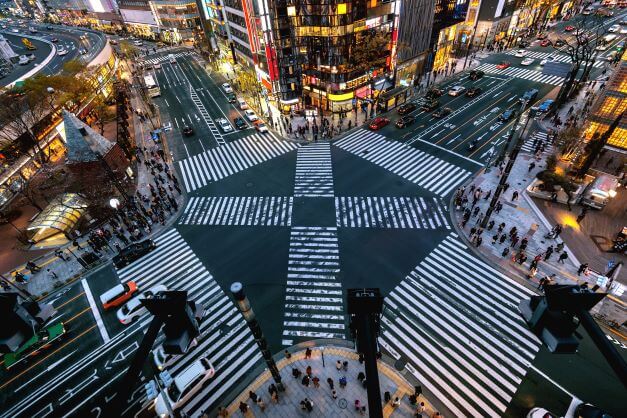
[178,133,299,192]
[114,228,262,417]
[294,142,334,197]
[474,63,565,86]
[282,227,346,345]
[180,196,293,226]
[504,50,605,68]
[334,130,470,197]
[380,233,540,417]
[521,131,553,155]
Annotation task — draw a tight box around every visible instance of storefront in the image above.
[376,87,409,113]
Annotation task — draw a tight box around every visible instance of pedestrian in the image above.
[342,361,348,371]
[47,269,58,279]
[473,206,480,217]
[217,406,228,417]
[556,241,565,252]
[576,208,587,223]
[357,371,365,382]
[509,226,517,237]
[327,377,334,389]
[301,375,310,387]
[384,391,392,403]
[305,347,312,359]
[392,397,401,407]
[487,220,495,231]
[339,376,347,388]
[306,365,312,376]
[578,263,589,275]
[55,249,67,261]
[512,190,519,201]
[528,266,538,280]
[358,352,365,364]
[502,247,510,257]
[336,360,342,371]
[499,234,507,244]
[271,390,279,403]
[312,376,320,388]
[268,383,277,396]
[544,246,554,261]
[355,400,362,411]
[492,233,499,245]
[239,402,249,413]
[475,236,483,247]
[484,190,491,200]
[558,251,568,263]
[530,258,539,270]
[553,224,563,238]
[511,234,519,248]
[26,261,41,273]
[249,391,258,403]
[256,398,266,412]
[497,222,505,233]
[528,161,536,172]
[292,368,302,378]
[332,390,338,399]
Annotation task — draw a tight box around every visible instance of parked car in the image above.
[466,87,482,98]
[254,120,269,133]
[535,99,554,113]
[395,115,415,128]
[468,69,484,80]
[433,107,452,118]
[236,98,248,110]
[499,109,517,121]
[226,92,236,103]
[425,88,444,99]
[116,285,167,325]
[99,282,138,310]
[244,109,258,122]
[420,99,440,112]
[234,117,247,130]
[369,117,390,130]
[521,57,535,66]
[448,85,466,96]
[217,118,233,132]
[182,126,194,136]
[514,49,527,57]
[397,103,416,115]
[222,83,233,93]
[496,61,511,69]
[154,357,215,416]
[112,240,157,269]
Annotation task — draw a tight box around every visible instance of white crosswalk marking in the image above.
[115,229,262,416]
[179,196,293,226]
[189,85,224,145]
[521,131,553,155]
[294,142,334,197]
[177,133,299,192]
[282,227,346,346]
[379,232,541,417]
[335,196,450,229]
[504,50,605,68]
[474,63,565,86]
[334,130,471,197]
[139,51,193,65]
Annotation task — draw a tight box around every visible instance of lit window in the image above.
[287,6,296,16]
[338,3,347,14]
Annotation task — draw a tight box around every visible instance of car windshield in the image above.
[122,305,130,315]
[167,384,181,402]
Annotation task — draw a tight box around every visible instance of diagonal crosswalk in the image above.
[474,63,565,86]
[115,229,262,417]
[179,196,293,226]
[334,130,470,197]
[504,50,605,68]
[177,133,299,193]
[189,85,224,145]
[379,232,541,418]
[335,196,450,229]
[521,130,553,156]
[282,227,346,346]
[140,51,193,65]
[294,142,334,197]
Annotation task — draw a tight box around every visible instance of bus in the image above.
[144,74,161,98]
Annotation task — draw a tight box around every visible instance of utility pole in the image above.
[481,100,532,229]
[230,282,285,391]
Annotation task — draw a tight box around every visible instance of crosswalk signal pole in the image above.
[230,282,285,392]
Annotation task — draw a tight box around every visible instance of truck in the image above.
[3,322,66,370]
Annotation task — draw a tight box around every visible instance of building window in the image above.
[338,3,347,14]
[287,6,296,16]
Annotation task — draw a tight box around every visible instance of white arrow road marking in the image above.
[481,146,496,159]
[112,341,140,363]
[59,368,99,405]
[446,134,461,145]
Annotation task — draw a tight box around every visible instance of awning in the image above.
[27,193,87,243]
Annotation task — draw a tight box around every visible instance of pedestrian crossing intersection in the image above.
[335,196,450,229]
[282,227,346,346]
[504,50,605,68]
[474,63,565,86]
[140,51,194,65]
[294,142,334,197]
[379,232,541,418]
[334,130,471,197]
[177,133,299,193]
[521,130,554,155]
[115,229,262,417]
[179,196,293,226]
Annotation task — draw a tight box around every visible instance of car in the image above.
[226,92,236,103]
[222,82,233,93]
[582,7,593,15]
[154,63,161,69]
[216,118,233,132]
[468,69,484,80]
[621,28,627,35]
[448,85,466,96]
[133,40,143,46]
[236,98,248,110]
[596,43,609,51]
[520,88,538,104]
[109,39,118,45]
[536,33,548,40]
[116,285,167,325]
[397,102,416,115]
[112,240,157,269]
[514,49,527,57]
[499,109,517,121]
[369,117,390,130]
[99,282,139,310]
[3,322,66,370]
[554,39,565,47]
[518,40,530,48]
[234,117,247,130]
[496,61,511,69]
[18,55,29,65]
[540,55,555,66]
[536,99,554,113]
[521,57,535,66]
[152,340,198,371]
[50,37,58,42]
[466,87,482,98]
[433,107,452,118]
[57,49,68,56]
[244,109,258,122]
[169,54,176,64]
[395,115,415,128]
[540,39,551,47]
[182,126,194,136]
[425,88,444,99]
[46,25,53,30]
[11,28,19,33]
[420,99,440,112]
[564,25,575,32]
[154,356,215,416]
[254,120,269,133]
[28,27,37,33]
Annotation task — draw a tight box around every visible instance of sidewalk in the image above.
[219,346,439,418]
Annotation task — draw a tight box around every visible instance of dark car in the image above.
[182,126,194,136]
[234,117,247,130]
[518,40,530,48]
[397,103,417,115]
[554,39,565,47]
[50,37,59,43]
[433,107,452,118]
[499,109,517,121]
[421,99,440,112]
[369,117,390,130]
[395,115,415,128]
[425,88,444,99]
[113,240,157,269]
[466,87,482,98]
[226,92,236,103]
[469,69,484,80]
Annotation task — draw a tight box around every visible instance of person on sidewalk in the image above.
[26,261,41,273]
[327,377,334,389]
[576,208,588,223]
[305,347,312,359]
[578,263,589,275]
[512,190,519,201]
[47,269,58,280]
[558,251,568,264]
[55,249,67,261]
[306,365,312,376]
[544,246,554,261]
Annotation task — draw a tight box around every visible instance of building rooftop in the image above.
[63,109,114,163]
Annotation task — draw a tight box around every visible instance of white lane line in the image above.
[81,279,110,344]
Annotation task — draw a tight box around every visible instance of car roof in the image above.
[175,360,206,391]
[100,284,126,303]
[125,297,143,311]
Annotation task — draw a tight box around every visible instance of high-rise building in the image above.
[151,0,203,44]
[118,0,160,39]
[429,0,469,71]
[395,0,434,87]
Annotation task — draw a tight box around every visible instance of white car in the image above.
[222,82,233,93]
[57,49,68,56]
[448,85,466,96]
[514,49,527,57]
[217,117,233,132]
[596,44,609,51]
[608,24,620,33]
[116,284,167,325]
[244,109,258,122]
[154,356,215,416]
[540,55,555,66]
[11,28,19,33]
[154,63,161,69]
[18,55,29,65]
[152,340,198,371]
[254,121,269,133]
[133,40,143,46]
[521,57,535,66]
[620,28,627,35]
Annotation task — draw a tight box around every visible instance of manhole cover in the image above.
[338,398,348,409]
